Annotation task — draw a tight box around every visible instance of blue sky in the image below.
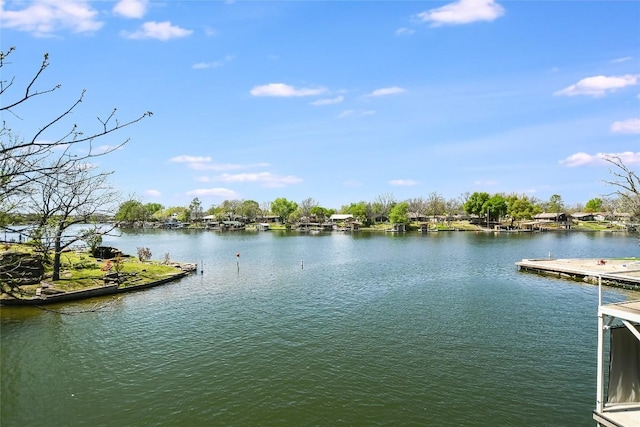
[2,0,639,211]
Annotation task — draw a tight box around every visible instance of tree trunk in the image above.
[52,229,63,281]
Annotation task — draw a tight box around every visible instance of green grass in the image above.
[55,252,183,288]
[1,244,186,298]
[572,221,623,231]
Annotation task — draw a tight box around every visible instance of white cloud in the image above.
[337,109,376,119]
[193,162,271,171]
[611,56,632,64]
[192,55,234,70]
[343,179,363,187]
[0,0,103,36]
[609,152,640,164]
[554,74,639,97]
[389,179,418,186]
[560,153,595,167]
[560,151,640,167]
[217,172,302,188]
[186,188,240,198]
[396,27,415,36]
[144,189,161,197]
[195,176,211,183]
[611,118,640,134]
[416,0,505,27]
[169,156,270,172]
[310,95,344,106]
[113,0,148,19]
[474,179,499,186]
[121,21,193,40]
[170,155,212,164]
[366,87,406,97]
[250,83,326,97]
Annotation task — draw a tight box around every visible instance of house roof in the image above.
[534,212,566,219]
[571,212,595,219]
[330,214,354,220]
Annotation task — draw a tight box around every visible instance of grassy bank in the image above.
[0,244,188,301]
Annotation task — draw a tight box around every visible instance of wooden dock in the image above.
[515,258,640,289]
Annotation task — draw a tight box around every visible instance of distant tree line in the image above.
[112,188,636,229]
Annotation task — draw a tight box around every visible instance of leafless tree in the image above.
[300,197,318,219]
[445,198,462,216]
[599,196,616,218]
[1,47,152,222]
[426,191,445,219]
[26,162,120,280]
[1,47,151,285]
[603,155,640,221]
[458,191,471,207]
[260,201,271,217]
[407,197,427,218]
[373,192,396,218]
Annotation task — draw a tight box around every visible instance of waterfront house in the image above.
[343,222,359,231]
[257,215,280,223]
[386,223,406,232]
[296,222,333,232]
[534,212,568,222]
[329,214,355,222]
[202,214,216,224]
[222,220,245,231]
[374,215,389,223]
[571,212,596,222]
[610,212,633,223]
[162,214,185,228]
[409,212,429,222]
[418,223,437,233]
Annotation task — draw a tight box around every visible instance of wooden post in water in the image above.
[236,253,240,273]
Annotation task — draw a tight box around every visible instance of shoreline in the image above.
[0,264,196,307]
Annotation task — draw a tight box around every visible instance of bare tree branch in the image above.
[0,48,152,215]
[1,50,60,112]
[603,155,640,222]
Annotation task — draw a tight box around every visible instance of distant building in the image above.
[571,212,596,221]
[329,214,355,222]
[534,212,568,222]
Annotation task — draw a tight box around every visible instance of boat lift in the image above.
[594,274,640,427]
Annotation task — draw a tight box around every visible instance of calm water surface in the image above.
[1,230,639,426]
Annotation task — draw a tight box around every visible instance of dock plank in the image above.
[515,258,640,289]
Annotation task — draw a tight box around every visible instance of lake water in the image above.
[1,230,638,426]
